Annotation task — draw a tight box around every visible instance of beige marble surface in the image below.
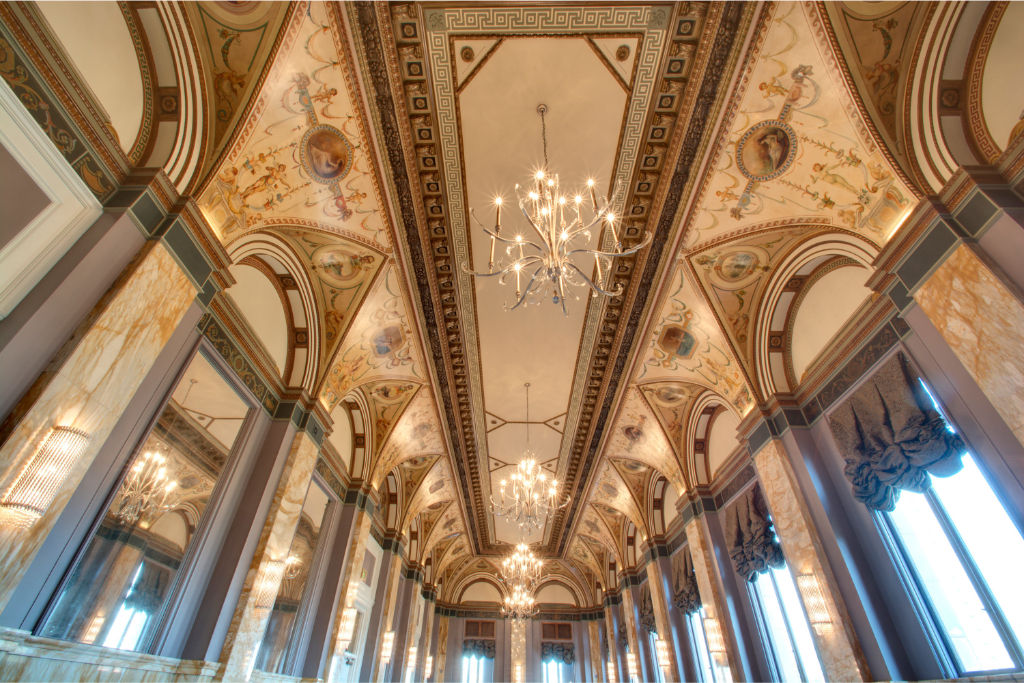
[219,430,320,681]
[603,605,621,680]
[618,585,644,679]
[915,243,1024,447]
[685,517,742,679]
[434,616,448,683]
[644,561,682,682]
[586,620,604,683]
[754,440,868,681]
[0,242,195,612]
[0,627,222,682]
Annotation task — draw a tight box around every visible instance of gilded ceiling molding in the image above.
[358,0,755,557]
[963,1,1008,164]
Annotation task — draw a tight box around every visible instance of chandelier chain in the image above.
[538,103,549,168]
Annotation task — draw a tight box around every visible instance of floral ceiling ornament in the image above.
[464,104,651,314]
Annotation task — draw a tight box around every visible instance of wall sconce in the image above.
[381,630,395,665]
[626,651,639,682]
[337,606,358,651]
[703,615,727,665]
[797,573,831,630]
[254,559,285,610]
[407,645,417,669]
[654,637,670,671]
[425,655,433,680]
[0,426,88,527]
[606,658,618,683]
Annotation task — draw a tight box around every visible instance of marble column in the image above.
[0,241,196,612]
[415,593,436,680]
[754,439,870,681]
[644,556,686,682]
[433,615,448,683]
[618,581,650,683]
[372,549,407,682]
[913,243,1024,449]
[685,516,741,680]
[218,429,320,681]
[586,620,606,683]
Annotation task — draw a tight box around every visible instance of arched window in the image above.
[829,353,1024,675]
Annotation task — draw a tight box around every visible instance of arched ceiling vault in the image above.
[140,0,971,606]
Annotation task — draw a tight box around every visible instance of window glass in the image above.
[39,353,249,651]
[462,654,486,683]
[687,610,715,683]
[750,564,825,682]
[254,478,332,673]
[543,658,564,683]
[877,380,1024,674]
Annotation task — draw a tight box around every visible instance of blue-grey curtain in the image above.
[541,641,575,664]
[828,352,966,511]
[725,485,784,582]
[672,547,701,614]
[462,638,495,659]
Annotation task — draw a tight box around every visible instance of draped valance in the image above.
[638,583,656,633]
[462,638,495,659]
[725,485,784,582]
[672,547,701,614]
[541,641,575,665]
[828,353,966,512]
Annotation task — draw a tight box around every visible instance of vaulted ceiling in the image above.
[180,0,930,596]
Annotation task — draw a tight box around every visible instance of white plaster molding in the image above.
[0,77,102,319]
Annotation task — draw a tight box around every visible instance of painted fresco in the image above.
[362,381,420,453]
[199,2,390,249]
[373,389,445,488]
[689,227,807,353]
[638,381,703,458]
[321,266,424,411]
[638,268,755,415]
[682,3,912,250]
[603,388,686,494]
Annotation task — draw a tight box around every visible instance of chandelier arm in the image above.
[462,254,543,279]
[563,261,624,297]
[507,264,546,310]
[515,204,553,247]
[567,231,652,259]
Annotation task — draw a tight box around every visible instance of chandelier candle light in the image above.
[500,542,543,589]
[502,583,538,621]
[465,104,651,314]
[490,383,566,531]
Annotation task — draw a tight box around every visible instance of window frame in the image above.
[875,469,1024,675]
[746,565,820,683]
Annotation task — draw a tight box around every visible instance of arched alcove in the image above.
[224,263,289,376]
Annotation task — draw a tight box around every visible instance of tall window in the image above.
[829,354,1024,676]
[541,623,574,683]
[461,653,488,683]
[687,607,732,683]
[463,621,495,683]
[747,563,825,682]
[876,382,1024,675]
[542,657,565,683]
[725,486,824,682]
[38,352,251,652]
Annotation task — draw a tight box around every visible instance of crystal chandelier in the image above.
[490,383,567,532]
[112,448,179,527]
[465,104,651,314]
[500,543,543,590]
[502,583,538,621]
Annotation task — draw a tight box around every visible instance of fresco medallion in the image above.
[300,124,353,184]
[735,119,797,181]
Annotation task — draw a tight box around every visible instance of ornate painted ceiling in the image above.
[185,0,924,597]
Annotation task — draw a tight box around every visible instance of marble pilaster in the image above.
[644,558,683,682]
[914,243,1024,448]
[618,583,648,682]
[0,241,195,612]
[415,596,435,680]
[586,620,605,683]
[218,430,320,681]
[685,517,741,679]
[433,616,448,683]
[754,439,869,681]
[603,601,625,683]
[509,618,525,683]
